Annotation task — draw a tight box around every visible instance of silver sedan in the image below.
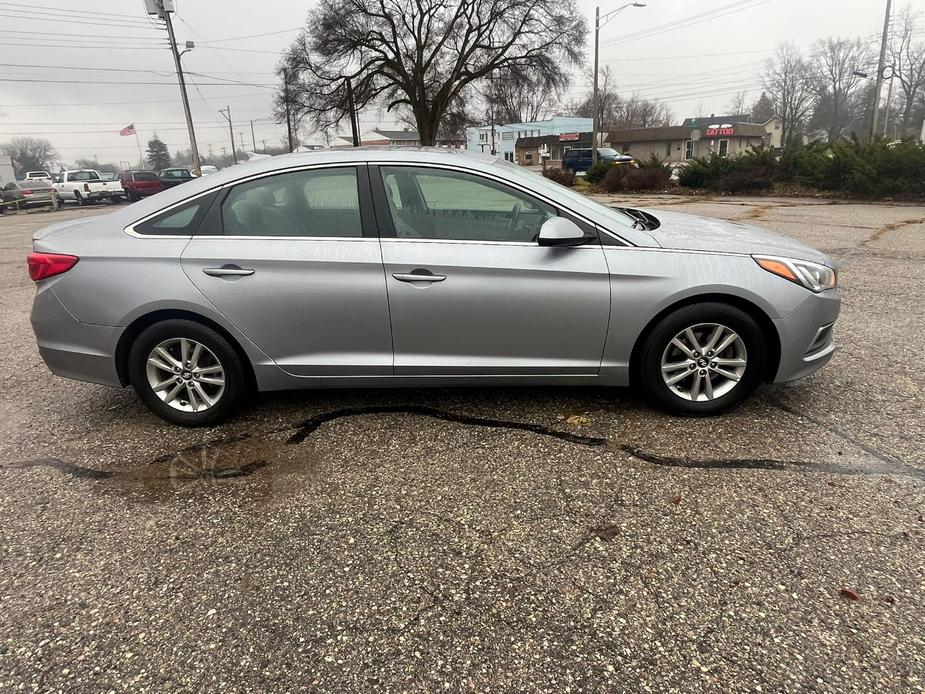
[28,149,839,425]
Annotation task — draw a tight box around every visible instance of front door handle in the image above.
[203,265,255,277]
[392,271,446,283]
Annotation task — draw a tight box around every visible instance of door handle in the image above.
[392,272,446,283]
[203,266,255,277]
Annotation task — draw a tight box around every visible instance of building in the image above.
[607,122,769,163]
[683,113,784,148]
[466,116,593,162]
[361,129,421,147]
[515,132,592,167]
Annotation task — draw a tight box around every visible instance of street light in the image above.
[592,2,646,164]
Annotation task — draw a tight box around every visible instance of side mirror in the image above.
[538,216,588,247]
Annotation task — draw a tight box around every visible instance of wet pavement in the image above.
[1,197,923,692]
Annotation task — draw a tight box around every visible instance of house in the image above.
[466,116,593,162]
[514,132,593,167]
[361,129,421,147]
[607,122,768,163]
[683,113,784,148]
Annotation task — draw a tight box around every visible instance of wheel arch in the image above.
[628,292,781,383]
[115,308,257,390]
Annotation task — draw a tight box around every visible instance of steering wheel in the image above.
[506,202,522,238]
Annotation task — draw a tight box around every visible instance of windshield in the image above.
[492,159,638,229]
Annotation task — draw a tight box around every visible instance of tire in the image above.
[128,319,247,426]
[127,192,138,203]
[74,191,86,206]
[637,302,766,416]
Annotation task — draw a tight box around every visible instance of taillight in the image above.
[83,183,90,192]
[27,253,79,281]
[22,189,33,195]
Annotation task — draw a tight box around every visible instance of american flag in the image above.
[119,124,136,136]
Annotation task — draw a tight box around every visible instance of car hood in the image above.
[639,209,831,265]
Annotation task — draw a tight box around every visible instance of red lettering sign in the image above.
[705,127,736,136]
[559,133,579,141]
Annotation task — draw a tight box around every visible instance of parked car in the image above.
[117,170,164,202]
[53,169,124,205]
[197,165,219,176]
[562,148,635,174]
[159,167,195,188]
[24,171,54,183]
[28,149,839,426]
[2,180,59,210]
[99,172,117,181]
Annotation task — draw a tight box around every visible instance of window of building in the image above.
[684,140,694,160]
[378,166,555,243]
[221,167,363,237]
[718,139,729,157]
[525,152,533,161]
[502,131,515,140]
[479,132,488,142]
[665,142,672,157]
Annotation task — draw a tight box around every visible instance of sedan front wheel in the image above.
[638,302,766,416]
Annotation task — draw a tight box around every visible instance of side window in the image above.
[379,166,555,243]
[134,193,216,236]
[221,167,363,237]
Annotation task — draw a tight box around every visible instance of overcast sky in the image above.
[0,0,891,166]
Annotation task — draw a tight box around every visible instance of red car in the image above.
[117,170,164,202]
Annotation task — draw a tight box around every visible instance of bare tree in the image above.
[486,68,559,124]
[762,43,817,145]
[811,37,870,142]
[567,66,672,129]
[0,137,58,177]
[278,0,586,145]
[726,89,749,116]
[890,5,925,136]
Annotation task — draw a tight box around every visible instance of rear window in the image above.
[134,172,159,181]
[69,171,101,182]
[164,169,189,179]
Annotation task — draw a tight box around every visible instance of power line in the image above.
[199,27,302,44]
[0,77,274,87]
[0,0,156,22]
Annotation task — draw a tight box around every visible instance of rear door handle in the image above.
[203,266,255,277]
[392,272,446,283]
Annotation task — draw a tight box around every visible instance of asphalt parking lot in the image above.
[1,196,923,692]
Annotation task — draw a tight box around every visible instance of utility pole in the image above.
[250,120,257,151]
[239,132,245,152]
[345,77,360,147]
[489,70,496,156]
[870,0,892,140]
[219,106,237,164]
[155,0,201,175]
[592,6,600,165]
[262,139,267,153]
[283,68,294,153]
[592,3,645,165]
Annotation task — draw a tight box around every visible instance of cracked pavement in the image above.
[1,197,923,692]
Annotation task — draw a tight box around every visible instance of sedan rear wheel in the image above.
[128,319,246,426]
[638,302,766,416]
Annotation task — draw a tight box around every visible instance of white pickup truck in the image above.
[54,169,125,206]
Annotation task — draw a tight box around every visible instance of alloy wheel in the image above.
[145,338,226,413]
[660,322,748,402]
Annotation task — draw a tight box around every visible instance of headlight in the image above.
[753,255,837,292]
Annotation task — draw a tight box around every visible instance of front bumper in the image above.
[773,288,841,383]
[31,286,123,387]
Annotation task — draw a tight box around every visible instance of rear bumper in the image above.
[773,288,841,383]
[31,286,123,387]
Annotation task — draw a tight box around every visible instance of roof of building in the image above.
[608,122,767,143]
[516,133,592,147]
[368,129,420,141]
